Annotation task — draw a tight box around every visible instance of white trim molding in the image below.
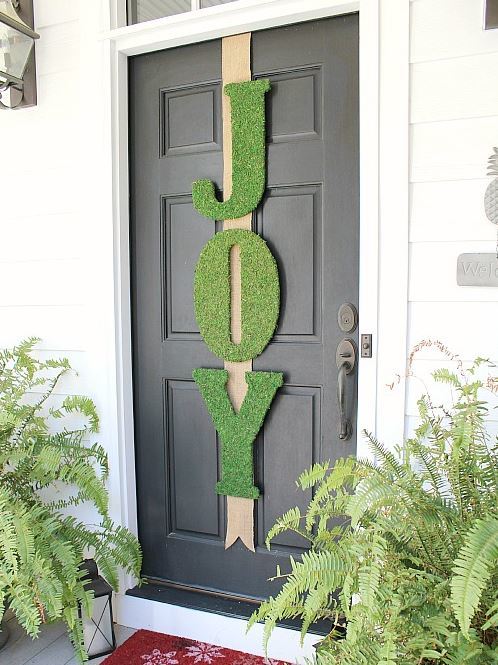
[356,0,380,449]
[95,0,410,649]
[375,0,410,450]
[105,0,360,50]
[115,594,320,661]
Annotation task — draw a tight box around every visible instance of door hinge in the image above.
[360,333,373,358]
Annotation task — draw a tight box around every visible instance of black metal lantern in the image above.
[79,559,117,660]
[485,0,498,29]
[0,0,39,108]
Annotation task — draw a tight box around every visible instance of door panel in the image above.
[130,15,359,600]
[162,195,212,338]
[167,380,221,537]
[260,385,319,550]
[257,185,321,340]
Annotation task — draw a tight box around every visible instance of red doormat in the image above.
[102,630,289,665]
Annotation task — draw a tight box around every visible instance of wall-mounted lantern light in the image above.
[484,0,498,29]
[0,0,39,109]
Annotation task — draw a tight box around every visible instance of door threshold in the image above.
[126,583,330,636]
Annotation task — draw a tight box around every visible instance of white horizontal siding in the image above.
[35,23,80,75]
[409,241,498,302]
[411,116,498,182]
[0,305,87,351]
[2,167,78,217]
[411,53,498,123]
[410,180,493,242]
[0,259,85,307]
[2,107,80,172]
[0,2,92,404]
[0,1,133,570]
[34,0,79,29]
[410,0,498,62]
[37,68,80,106]
[408,302,498,361]
[407,0,498,438]
[405,358,498,417]
[0,214,81,261]
[405,415,498,443]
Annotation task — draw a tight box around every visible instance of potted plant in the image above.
[250,345,498,663]
[0,338,141,663]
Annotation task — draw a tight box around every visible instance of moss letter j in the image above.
[192,79,271,221]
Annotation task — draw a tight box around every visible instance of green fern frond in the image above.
[52,395,99,433]
[432,368,461,387]
[357,532,387,610]
[12,511,35,566]
[347,475,399,528]
[298,461,330,489]
[365,433,407,478]
[450,517,498,637]
[482,599,498,631]
[266,507,304,548]
[300,586,331,641]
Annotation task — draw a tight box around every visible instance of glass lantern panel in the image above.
[134,0,190,23]
[0,21,33,79]
[82,595,114,658]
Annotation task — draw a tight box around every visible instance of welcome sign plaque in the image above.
[457,253,498,287]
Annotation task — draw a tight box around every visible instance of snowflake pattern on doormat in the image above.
[185,643,226,663]
[141,648,179,665]
[101,630,289,665]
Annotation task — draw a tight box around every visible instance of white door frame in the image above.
[98,0,409,652]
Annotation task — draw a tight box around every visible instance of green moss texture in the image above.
[193,368,283,499]
[194,229,280,363]
[192,79,270,221]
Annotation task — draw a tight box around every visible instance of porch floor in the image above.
[0,614,135,665]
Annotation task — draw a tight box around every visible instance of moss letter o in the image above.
[194,229,279,362]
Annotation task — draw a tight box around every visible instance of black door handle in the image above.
[336,339,356,441]
[337,361,351,440]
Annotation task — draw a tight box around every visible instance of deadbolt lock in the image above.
[338,303,358,333]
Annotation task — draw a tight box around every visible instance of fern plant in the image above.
[249,350,498,664]
[0,338,142,662]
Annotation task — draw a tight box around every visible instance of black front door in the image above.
[129,15,359,601]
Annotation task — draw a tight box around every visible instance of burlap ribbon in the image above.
[221,33,255,552]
